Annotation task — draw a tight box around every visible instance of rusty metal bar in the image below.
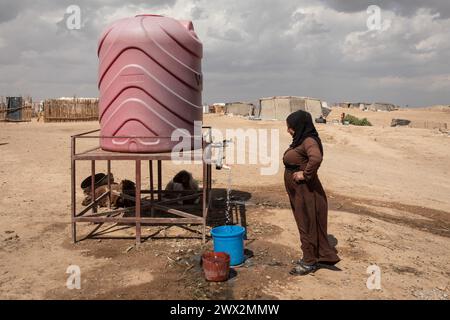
[73,152,203,161]
[136,160,141,244]
[76,146,102,156]
[76,191,110,217]
[149,160,155,217]
[75,134,202,139]
[207,163,212,199]
[71,136,77,243]
[149,160,154,202]
[156,192,201,205]
[110,191,201,217]
[91,160,97,214]
[75,217,203,224]
[73,127,209,139]
[152,204,202,219]
[202,157,207,244]
[111,190,135,203]
[141,190,200,195]
[107,160,111,208]
[80,210,125,218]
[71,129,100,137]
[157,160,162,202]
[162,204,202,210]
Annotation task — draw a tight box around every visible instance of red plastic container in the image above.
[98,14,203,153]
[202,252,230,282]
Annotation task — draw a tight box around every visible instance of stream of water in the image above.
[225,166,232,225]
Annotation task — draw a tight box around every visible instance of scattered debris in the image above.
[125,245,134,253]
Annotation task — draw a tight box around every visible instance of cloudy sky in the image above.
[0,0,449,107]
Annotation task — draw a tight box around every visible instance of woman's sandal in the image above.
[292,259,306,265]
[289,262,318,276]
[293,259,340,267]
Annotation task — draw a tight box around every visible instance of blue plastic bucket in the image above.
[211,225,246,266]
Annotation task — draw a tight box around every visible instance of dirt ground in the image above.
[0,108,449,300]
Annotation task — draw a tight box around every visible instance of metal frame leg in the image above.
[207,163,212,199]
[149,160,155,217]
[136,160,142,244]
[91,160,97,214]
[157,160,162,202]
[71,138,76,243]
[107,160,111,208]
[202,160,207,244]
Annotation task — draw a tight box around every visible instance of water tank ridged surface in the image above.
[98,14,203,153]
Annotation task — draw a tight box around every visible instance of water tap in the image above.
[212,139,233,170]
[221,164,231,170]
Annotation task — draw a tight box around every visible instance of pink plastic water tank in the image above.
[98,14,203,153]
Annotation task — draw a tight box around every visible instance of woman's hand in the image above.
[292,171,305,182]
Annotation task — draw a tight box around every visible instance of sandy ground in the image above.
[0,108,449,300]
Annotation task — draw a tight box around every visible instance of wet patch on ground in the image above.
[47,206,301,300]
[248,185,450,238]
[44,184,449,299]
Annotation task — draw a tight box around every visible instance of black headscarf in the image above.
[286,110,323,155]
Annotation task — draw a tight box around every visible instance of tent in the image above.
[209,103,225,114]
[258,96,323,121]
[367,103,397,112]
[225,102,255,116]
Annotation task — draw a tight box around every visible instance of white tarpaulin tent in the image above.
[257,96,323,121]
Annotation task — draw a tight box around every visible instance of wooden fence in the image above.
[44,98,99,122]
[410,121,448,131]
[0,105,5,121]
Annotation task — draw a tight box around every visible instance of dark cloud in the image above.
[0,0,449,107]
[0,1,30,24]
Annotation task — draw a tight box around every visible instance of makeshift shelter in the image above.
[321,101,332,118]
[2,97,32,122]
[338,102,351,108]
[336,101,397,112]
[225,102,255,117]
[209,103,226,114]
[43,97,99,122]
[258,96,323,121]
[368,103,397,112]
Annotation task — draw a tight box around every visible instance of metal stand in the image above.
[71,129,213,245]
